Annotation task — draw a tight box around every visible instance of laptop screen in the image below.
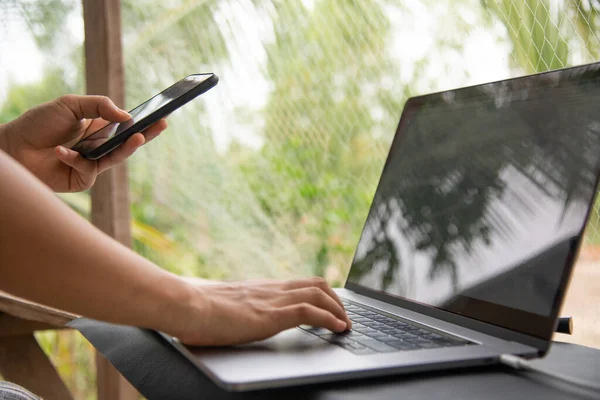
[346,63,600,339]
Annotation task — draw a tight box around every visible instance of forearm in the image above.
[0,150,200,334]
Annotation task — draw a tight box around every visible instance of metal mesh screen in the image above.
[118,0,600,281]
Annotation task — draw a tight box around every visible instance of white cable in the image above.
[499,354,600,393]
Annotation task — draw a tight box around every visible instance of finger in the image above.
[141,119,168,144]
[274,287,349,328]
[56,94,130,122]
[285,277,346,311]
[55,146,97,186]
[97,133,145,173]
[276,303,347,333]
[85,117,113,135]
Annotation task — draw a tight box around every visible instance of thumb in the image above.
[57,94,130,122]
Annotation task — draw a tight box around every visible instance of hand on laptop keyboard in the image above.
[173,277,352,346]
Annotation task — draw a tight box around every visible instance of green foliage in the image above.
[0,68,75,123]
[483,0,600,73]
[482,0,569,73]
[121,0,229,104]
[35,330,96,400]
[240,0,405,279]
[567,0,600,60]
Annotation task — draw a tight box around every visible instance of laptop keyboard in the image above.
[299,299,474,355]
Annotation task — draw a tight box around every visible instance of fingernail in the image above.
[58,147,68,156]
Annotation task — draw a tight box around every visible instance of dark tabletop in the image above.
[69,318,600,400]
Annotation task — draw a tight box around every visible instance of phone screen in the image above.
[72,74,213,155]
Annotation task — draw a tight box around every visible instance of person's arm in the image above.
[0,150,350,345]
[0,148,198,331]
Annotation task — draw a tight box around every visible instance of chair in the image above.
[0,291,76,400]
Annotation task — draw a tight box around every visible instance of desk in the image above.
[70,317,600,400]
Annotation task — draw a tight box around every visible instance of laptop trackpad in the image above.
[185,328,370,388]
[234,328,326,352]
[184,328,332,358]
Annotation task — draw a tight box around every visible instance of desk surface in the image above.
[70,318,600,400]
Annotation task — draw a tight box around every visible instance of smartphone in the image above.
[72,73,219,160]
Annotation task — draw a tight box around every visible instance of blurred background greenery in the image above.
[2,0,600,398]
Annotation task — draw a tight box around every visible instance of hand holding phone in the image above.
[72,73,219,160]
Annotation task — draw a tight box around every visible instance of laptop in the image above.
[162,61,600,391]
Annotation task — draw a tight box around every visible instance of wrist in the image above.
[144,274,210,337]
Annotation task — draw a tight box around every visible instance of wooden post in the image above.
[82,1,138,399]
